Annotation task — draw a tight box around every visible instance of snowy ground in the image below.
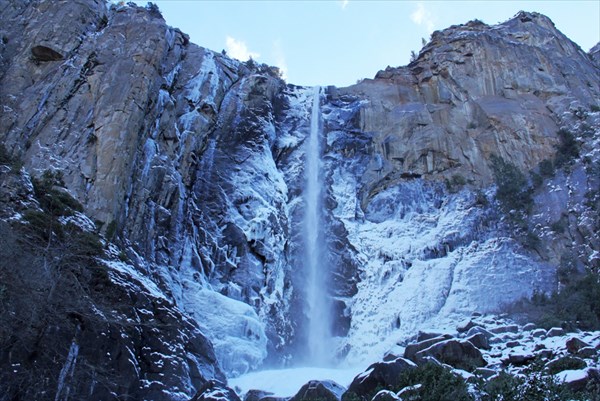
[229,366,366,398]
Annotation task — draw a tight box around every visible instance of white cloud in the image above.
[410,2,435,34]
[272,40,288,80]
[225,36,260,61]
[340,0,349,10]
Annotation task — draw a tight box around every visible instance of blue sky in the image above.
[130,1,600,87]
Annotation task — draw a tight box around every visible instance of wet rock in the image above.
[344,358,416,399]
[555,368,600,392]
[191,381,241,401]
[466,333,490,350]
[577,346,597,358]
[414,339,487,371]
[566,337,590,354]
[31,45,64,61]
[244,390,275,401]
[290,380,345,401]
[546,356,587,374]
[404,334,453,361]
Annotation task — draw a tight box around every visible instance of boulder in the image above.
[566,337,590,354]
[556,368,600,392]
[245,390,275,401]
[404,334,452,362]
[577,346,597,358]
[371,390,400,401]
[489,325,519,334]
[457,319,479,333]
[506,341,521,348]
[416,331,445,342]
[465,333,490,350]
[522,323,536,331]
[546,356,587,374]
[396,384,421,400]
[502,353,535,366]
[383,351,403,362]
[536,349,554,360]
[547,327,566,337]
[466,326,495,341]
[414,339,487,371]
[31,45,64,61]
[344,358,416,399]
[531,329,546,338]
[290,380,345,401]
[191,381,241,401]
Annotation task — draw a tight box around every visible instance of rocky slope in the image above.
[0,1,599,400]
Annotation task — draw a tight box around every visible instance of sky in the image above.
[129,1,600,87]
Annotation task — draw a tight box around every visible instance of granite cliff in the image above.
[0,1,599,400]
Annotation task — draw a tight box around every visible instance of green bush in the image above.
[477,369,594,401]
[0,143,23,171]
[0,143,11,165]
[479,371,523,401]
[515,272,600,331]
[554,129,580,168]
[489,154,533,223]
[539,159,555,177]
[550,218,566,234]
[446,174,467,193]
[32,170,83,216]
[530,171,543,189]
[105,220,118,241]
[394,362,471,401]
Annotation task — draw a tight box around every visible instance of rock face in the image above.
[1,1,600,398]
[0,165,225,401]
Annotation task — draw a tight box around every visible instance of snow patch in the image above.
[230,366,363,398]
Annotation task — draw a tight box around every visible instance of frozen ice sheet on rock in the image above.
[183,286,267,376]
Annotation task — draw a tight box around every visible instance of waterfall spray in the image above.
[303,86,332,365]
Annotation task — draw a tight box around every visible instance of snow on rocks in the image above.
[289,380,346,401]
[332,178,556,364]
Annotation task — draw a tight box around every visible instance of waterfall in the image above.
[304,86,332,365]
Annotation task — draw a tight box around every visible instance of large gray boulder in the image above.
[404,334,453,361]
[343,358,417,400]
[290,380,346,401]
[414,339,487,371]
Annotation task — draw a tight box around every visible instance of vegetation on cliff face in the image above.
[0,150,223,401]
